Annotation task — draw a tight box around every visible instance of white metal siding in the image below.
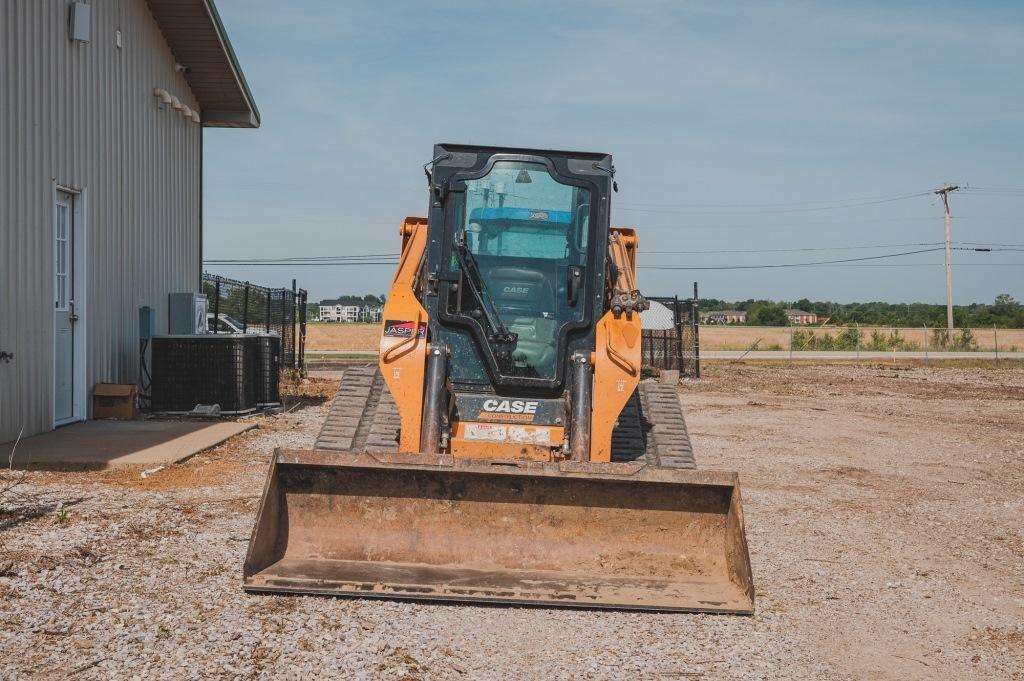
[1,0,202,441]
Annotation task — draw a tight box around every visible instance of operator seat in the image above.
[488,267,557,374]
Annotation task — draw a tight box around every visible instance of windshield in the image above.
[447,161,591,381]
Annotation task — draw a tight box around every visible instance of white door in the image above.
[54,191,77,425]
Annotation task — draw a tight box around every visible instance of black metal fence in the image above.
[201,273,308,371]
[642,289,701,378]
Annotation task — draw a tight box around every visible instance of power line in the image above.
[773,263,1024,268]
[209,214,976,229]
[206,217,397,224]
[640,247,944,270]
[202,260,1021,269]
[647,242,944,255]
[960,186,1024,194]
[616,191,935,215]
[202,260,399,266]
[640,263,1024,270]
[209,243,947,262]
[636,216,973,232]
[645,242,1024,255]
[615,190,936,209]
[204,246,1017,268]
[204,248,1017,269]
[204,253,396,263]
[635,246,1018,270]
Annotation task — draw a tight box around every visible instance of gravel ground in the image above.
[1,364,1022,680]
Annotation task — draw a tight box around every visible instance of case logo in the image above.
[457,394,563,425]
[482,399,538,415]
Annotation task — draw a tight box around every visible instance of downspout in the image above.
[199,126,204,289]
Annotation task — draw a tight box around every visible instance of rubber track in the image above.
[610,391,647,462]
[316,368,692,468]
[315,366,398,452]
[611,383,695,469]
[637,382,696,469]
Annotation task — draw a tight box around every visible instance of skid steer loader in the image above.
[244,145,754,613]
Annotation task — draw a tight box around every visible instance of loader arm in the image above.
[590,228,649,462]
[379,217,429,452]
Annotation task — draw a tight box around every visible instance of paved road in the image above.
[701,350,1023,360]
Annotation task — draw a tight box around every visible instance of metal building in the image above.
[0,0,259,442]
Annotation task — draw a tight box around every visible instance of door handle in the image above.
[566,266,582,307]
[69,301,79,322]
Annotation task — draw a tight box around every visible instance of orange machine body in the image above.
[379,219,642,463]
[378,218,430,453]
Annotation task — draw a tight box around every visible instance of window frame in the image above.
[436,153,604,390]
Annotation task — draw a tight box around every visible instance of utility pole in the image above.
[934,184,959,341]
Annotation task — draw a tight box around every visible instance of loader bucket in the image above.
[243,449,754,613]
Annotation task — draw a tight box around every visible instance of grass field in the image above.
[304,322,381,351]
[304,322,1024,352]
[697,325,1024,351]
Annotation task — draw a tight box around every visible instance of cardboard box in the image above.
[93,383,137,420]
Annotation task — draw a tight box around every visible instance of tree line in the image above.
[323,294,386,305]
[699,294,1023,328]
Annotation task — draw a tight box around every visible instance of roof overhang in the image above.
[145,0,260,128]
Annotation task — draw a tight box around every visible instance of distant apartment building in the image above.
[785,309,818,325]
[319,298,383,323]
[704,310,747,324]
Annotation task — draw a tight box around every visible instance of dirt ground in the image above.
[304,322,1024,352]
[1,363,1021,679]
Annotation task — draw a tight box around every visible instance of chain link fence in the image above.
[201,273,308,371]
[642,294,701,378]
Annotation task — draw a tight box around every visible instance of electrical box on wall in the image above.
[69,2,91,43]
[168,293,208,335]
[139,306,155,340]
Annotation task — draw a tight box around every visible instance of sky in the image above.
[202,0,1024,304]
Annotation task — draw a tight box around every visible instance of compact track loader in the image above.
[244,145,754,613]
